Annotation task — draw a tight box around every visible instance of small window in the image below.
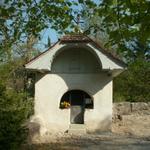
[84,93,93,109]
[85,98,93,109]
[59,90,93,109]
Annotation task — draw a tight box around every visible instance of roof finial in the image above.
[74,14,84,34]
[77,14,81,25]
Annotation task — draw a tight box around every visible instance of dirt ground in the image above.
[23,133,150,150]
[23,102,150,150]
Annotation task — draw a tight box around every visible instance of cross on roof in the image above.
[73,14,84,33]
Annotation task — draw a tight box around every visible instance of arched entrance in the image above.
[60,90,93,124]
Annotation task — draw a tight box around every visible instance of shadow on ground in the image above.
[22,134,150,150]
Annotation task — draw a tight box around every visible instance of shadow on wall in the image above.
[27,115,112,139]
[51,47,102,73]
[87,115,112,134]
[49,47,112,95]
[55,73,112,96]
[35,72,112,96]
[73,111,84,124]
[34,46,112,95]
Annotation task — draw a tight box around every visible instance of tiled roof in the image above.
[60,35,91,42]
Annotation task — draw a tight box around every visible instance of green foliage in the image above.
[0,59,33,149]
[0,82,33,150]
[0,0,74,36]
[114,59,150,102]
[0,0,77,62]
[82,0,150,59]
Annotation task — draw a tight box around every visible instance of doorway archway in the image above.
[60,90,93,124]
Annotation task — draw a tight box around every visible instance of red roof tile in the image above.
[60,34,91,42]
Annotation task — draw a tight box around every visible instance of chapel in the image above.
[25,34,126,134]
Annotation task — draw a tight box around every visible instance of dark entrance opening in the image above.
[60,90,93,124]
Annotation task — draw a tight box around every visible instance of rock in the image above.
[113,102,131,116]
[148,102,150,107]
[131,102,149,112]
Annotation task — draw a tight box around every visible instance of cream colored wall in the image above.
[25,43,124,71]
[32,73,112,134]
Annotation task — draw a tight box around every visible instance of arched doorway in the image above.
[60,90,93,124]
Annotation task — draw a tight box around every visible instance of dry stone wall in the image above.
[112,102,150,137]
[113,102,150,116]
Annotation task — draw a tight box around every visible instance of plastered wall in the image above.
[32,73,113,134]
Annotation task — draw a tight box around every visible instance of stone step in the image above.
[68,124,86,134]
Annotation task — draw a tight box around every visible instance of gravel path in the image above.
[23,133,150,150]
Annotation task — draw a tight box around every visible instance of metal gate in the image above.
[70,105,84,124]
[70,90,85,124]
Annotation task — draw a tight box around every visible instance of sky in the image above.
[36,28,58,51]
[37,1,82,51]
[37,0,100,51]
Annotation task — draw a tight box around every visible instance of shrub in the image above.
[0,82,33,150]
[114,59,150,102]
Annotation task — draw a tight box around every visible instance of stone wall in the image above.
[112,102,150,137]
[113,102,150,116]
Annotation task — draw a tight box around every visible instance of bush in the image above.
[114,59,150,102]
[0,83,33,150]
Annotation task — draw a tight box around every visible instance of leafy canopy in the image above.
[0,0,79,61]
[82,0,150,60]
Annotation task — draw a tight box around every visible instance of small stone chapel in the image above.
[25,34,126,135]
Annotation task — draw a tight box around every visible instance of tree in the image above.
[114,58,150,102]
[82,0,150,60]
[0,36,39,149]
[46,36,51,48]
[0,0,79,62]
[0,63,33,150]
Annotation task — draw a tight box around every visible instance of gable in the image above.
[25,35,126,75]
